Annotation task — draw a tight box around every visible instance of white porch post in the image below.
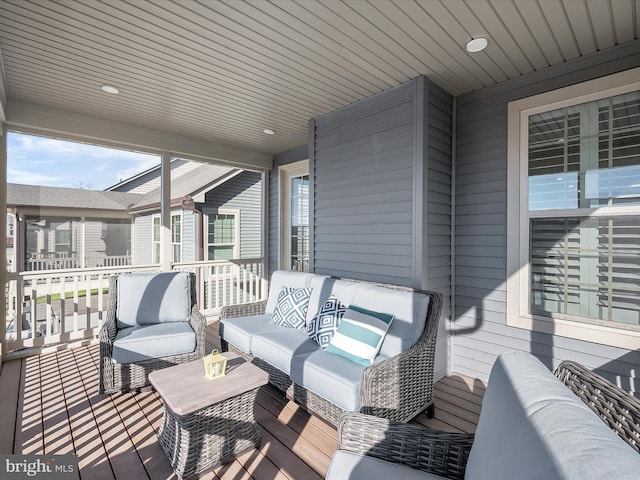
[0,125,7,361]
[160,152,172,272]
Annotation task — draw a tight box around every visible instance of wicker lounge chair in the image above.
[99,271,206,394]
[328,355,640,480]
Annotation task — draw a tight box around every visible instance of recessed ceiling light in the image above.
[101,84,120,94]
[466,37,488,53]
[263,129,275,135]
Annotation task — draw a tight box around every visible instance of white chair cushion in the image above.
[112,322,196,364]
[116,272,191,328]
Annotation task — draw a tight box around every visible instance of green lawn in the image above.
[33,288,109,303]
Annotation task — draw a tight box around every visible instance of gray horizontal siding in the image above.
[452,40,640,387]
[181,210,196,262]
[205,171,263,259]
[426,80,453,382]
[313,81,416,286]
[312,76,453,381]
[132,214,152,265]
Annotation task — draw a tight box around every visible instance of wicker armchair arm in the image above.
[220,300,267,319]
[190,305,207,358]
[360,291,443,422]
[555,361,640,453]
[99,300,118,348]
[337,412,474,480]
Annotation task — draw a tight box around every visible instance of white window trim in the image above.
[278,160,309,271]
[171,211,183,263]
[507,66,640,350]
[205,208,240,260]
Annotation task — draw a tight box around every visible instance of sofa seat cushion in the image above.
[251,328,321,375]
[116,271,192,328]
[112,323,196,364]
[326,451,445,480]
[466,350,640,480]
[219,314,280,353]
[290,350,380,412]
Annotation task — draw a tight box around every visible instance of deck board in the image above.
[0,358,22,453]
[0,320,482,479]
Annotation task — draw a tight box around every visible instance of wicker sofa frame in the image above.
[99,272,207,394]
[220,280,443,427]
[332,359,640,480]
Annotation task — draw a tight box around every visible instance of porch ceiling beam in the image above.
[4,100,272,170]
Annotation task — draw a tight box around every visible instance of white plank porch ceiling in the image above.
[0,0,638,154]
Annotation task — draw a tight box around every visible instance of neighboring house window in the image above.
[207,211,238,260]
[54,223,72,253]
[152,215,160,264]
[171,213,182,263]
[507,67,640,349]
[152,213,182,263]
[280,160,310,272]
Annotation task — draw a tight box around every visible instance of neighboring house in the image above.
[6,184,139,271]
[7,159,263,271]
[109,159,263,265]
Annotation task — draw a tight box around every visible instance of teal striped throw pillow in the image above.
[326,304,394,366]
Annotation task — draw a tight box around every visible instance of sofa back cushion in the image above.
[265,270,316,314]
[303,276,430,358]
[116,271,192,329]
[466,350,640,480]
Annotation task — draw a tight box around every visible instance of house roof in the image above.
[0,1,637,156]
[125,162,240,210]
[7,158,239,213]
[6,183,142,211]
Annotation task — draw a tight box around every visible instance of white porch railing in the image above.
[4,258,267,355]
[25,254,132,271]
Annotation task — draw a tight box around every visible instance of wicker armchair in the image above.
[220,284,443,426]
[99,271,206,394]
[330,359,640,480]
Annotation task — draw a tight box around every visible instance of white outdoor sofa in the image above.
[219,270,443,426]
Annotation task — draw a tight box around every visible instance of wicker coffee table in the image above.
[149,352,269,479]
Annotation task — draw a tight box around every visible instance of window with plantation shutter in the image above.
[507,68,640,348]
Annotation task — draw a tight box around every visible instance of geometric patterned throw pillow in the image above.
[326,304,394,366]
[270,287,312,330]
[307,295,347,348]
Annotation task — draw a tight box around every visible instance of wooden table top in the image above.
[148,352,269,416]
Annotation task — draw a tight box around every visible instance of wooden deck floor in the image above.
[0,321,484,479]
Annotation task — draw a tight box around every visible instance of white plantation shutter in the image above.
[527,91,640,327]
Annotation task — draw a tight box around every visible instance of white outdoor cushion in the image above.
[289,349,382,411]
[251,328,320,375]
[219,314,280,353]
[466,350,640,480]
[264,270,315,314]
[116,271,191,328]
[326,451,445,480]
[112,322,196,364]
